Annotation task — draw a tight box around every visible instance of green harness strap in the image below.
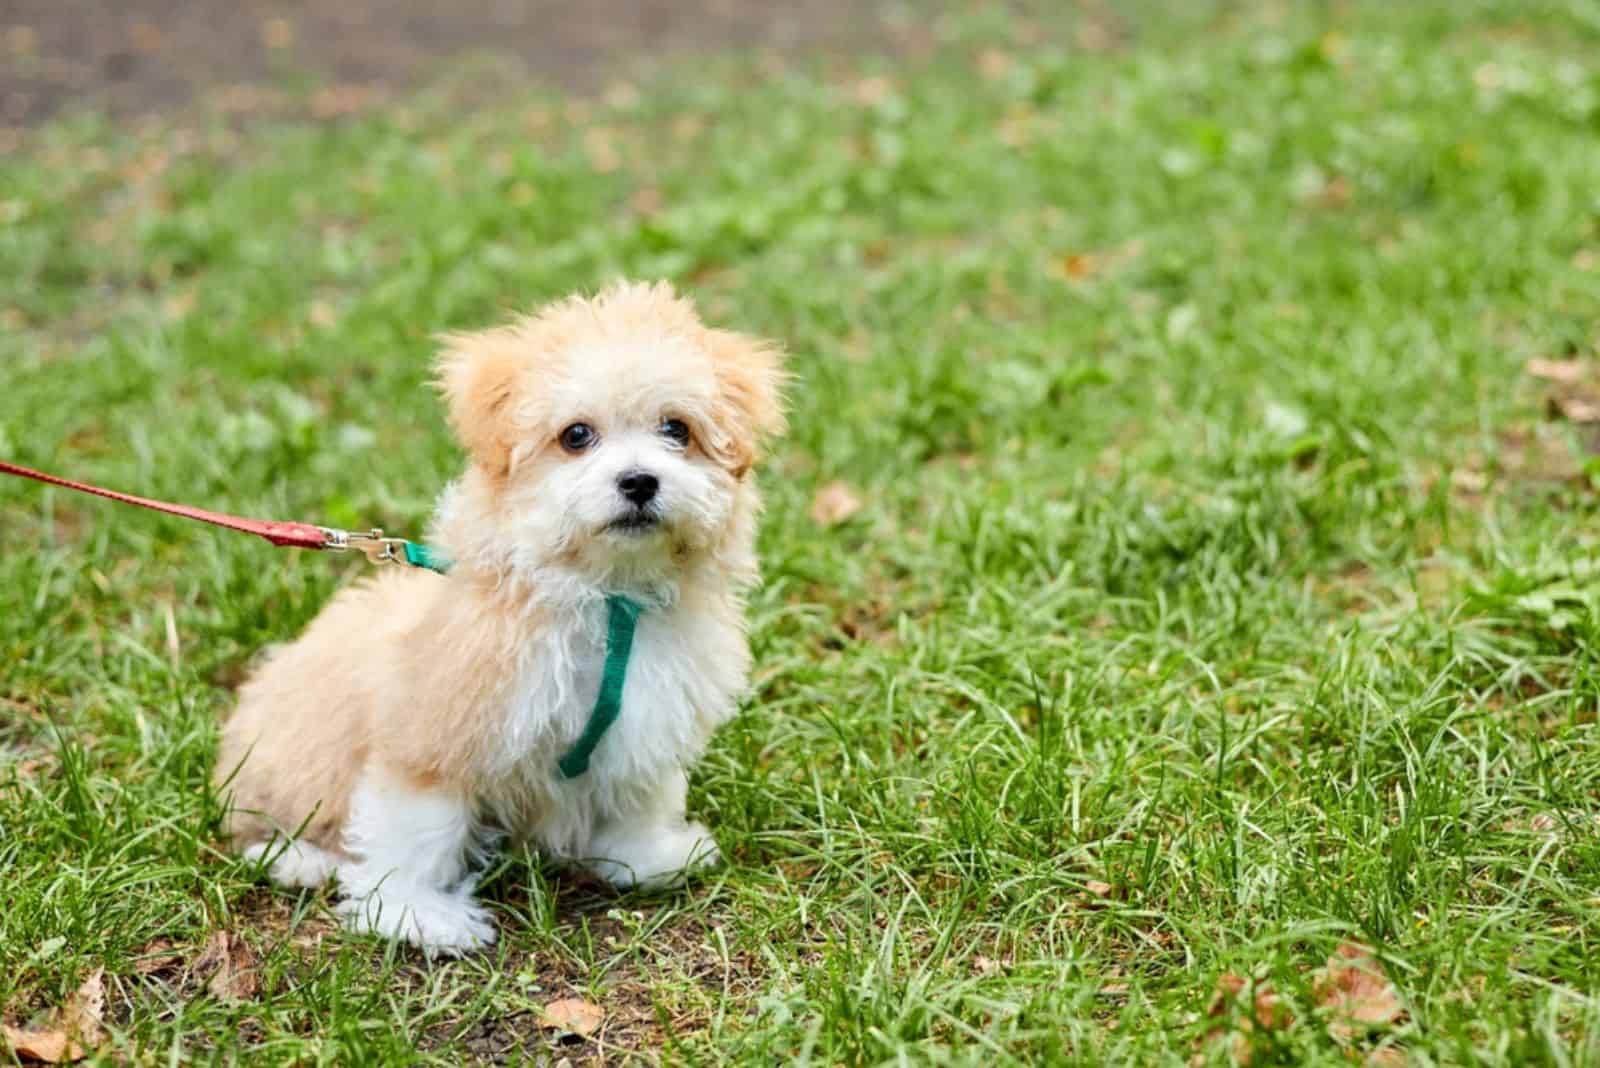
[558,594,644,779]
[401,540,454,575]
[402,542,640,780]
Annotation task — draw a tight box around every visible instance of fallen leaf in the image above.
[3,1025,79,1064]
[1061,253,1099,279]
[1197,972,1294,1066]
[977,49,1012,80]
[809,482,863,526]
[2,968,105,1063]
[541,998,603,1037]
[851,77,894,106]
[1526,358,1587,384]
[1366,1048,1407,1066]
[629,187,663,216]
[61,971,104,1049]
[193,932,259,1001]
[133,939,183,975]
[1551,393,1600,423]
[583,128,621,173]
[1313,943,1403,1041]
[1085,879,1113,897]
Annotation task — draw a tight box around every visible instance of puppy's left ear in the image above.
[434,328,523,479]
[706,328,788,479]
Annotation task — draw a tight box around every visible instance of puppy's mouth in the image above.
[605,510,665,536]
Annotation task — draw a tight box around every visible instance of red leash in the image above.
[0,459,433,567]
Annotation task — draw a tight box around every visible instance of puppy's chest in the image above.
[494,604,735,782]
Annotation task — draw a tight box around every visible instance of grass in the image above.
[4,0,1600,1062]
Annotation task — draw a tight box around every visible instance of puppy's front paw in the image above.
[338,889,497,956]
[586,821,722,890]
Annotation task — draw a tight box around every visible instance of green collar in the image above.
[403,543,640,779]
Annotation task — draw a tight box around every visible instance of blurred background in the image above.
[3,0,938,128]
[5,2,1600,1063]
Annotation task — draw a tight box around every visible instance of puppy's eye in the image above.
[559,423,598,453]
[659,418,691,448]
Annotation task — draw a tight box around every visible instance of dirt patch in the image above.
[2,0,915,129]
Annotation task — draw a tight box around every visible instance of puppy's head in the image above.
[436,282,785,583]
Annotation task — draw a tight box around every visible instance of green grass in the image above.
[5,0,1600,1062]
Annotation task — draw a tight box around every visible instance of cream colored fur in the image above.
[214,282,785,954]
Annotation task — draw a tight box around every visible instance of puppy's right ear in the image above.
[434,329,522,478]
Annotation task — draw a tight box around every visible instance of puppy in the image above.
[214,281,785,954]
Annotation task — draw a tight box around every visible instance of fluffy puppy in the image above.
[215,281,785,954]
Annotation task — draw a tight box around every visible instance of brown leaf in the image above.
[1313,943,1404,1041]
[1526,358,1587,385]
[1084,879,1113,897]
[3,1025,80,1064]
[977,49,1012,80]
[850,77,894,106]
[1551,393,1600,423]
[1207,973,1249,1017]
[60,971,103,1050]
[193,932,259,1002]
[809,482,863,526]
[1061,253,1099,280]
[2,969,105,1063]
[133,939,184,975]
[541,998,603,1037]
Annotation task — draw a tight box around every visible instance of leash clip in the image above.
[317,526,410,566]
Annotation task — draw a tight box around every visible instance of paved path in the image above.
[2,0,906,127]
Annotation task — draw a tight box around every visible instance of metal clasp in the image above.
[317,526,409,566]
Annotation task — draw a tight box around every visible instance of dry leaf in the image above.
[1061,253,1099,280]
[193,932,259,1002]
[1197,972,1295,1066]
[1085,879,1113,897]
[541,998,603,1037]
[61,971,104,1049]
[2,969,105,1063]
[1366,1048,1407,1066]
[1526,358,1586,385]
[1552,394,1600,423]
[133,939,183,975]
[3,1025,79,1064]
[809,482,863,526]
[977,49,1012,79]
[851,77,894,106]
[1313,943,1403,1041]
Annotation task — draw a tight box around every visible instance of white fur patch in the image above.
[243,839,341,889]
[337,770,495,955]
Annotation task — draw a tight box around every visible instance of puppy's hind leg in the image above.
[336,766,497,956]
[243,838,342,889]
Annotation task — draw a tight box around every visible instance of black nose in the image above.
[617,470,659,506]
